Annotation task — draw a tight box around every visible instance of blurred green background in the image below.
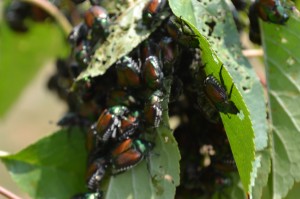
[0,2,69,197]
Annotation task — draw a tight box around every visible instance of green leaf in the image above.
[168,0,267,194]
[0,128,87,199]
[77,0,170,80]
[284,182,300,199]
[104,79,181,199]
[0,21,69,117]
[262,15,300,198]
[104,127,180,199]
[251,149,271,199]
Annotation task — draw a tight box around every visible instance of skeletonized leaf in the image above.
[77,0,170,80]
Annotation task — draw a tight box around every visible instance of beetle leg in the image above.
[178,16,199,39]
[228,83,234,99]
[218,64,225,90]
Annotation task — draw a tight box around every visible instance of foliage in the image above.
[261,15,300,199]
[1,0,300,199]
[0,22,68,117]
[1,129,87,198]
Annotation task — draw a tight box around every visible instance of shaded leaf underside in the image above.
[263,15,300,199]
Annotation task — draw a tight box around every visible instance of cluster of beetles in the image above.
[50,0,290,198]
[55,0,239,197]
[65,1,201,198]
[4,0,292,198]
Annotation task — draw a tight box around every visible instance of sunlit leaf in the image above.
[0,128,87,199]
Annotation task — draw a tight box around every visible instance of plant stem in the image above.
[0,186,22,199]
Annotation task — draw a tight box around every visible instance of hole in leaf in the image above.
[242,86,249,92]
[95,58,101,62]
[205,21,216,37]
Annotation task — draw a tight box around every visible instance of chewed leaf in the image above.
[168,0,267,194]
[76,0,170,80]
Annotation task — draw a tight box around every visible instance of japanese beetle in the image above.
[68,23,89,47]
[106,89,137,107]
[142,55,164,90]
[92,106,129,142]
[84,6,108,28]
[203,66,238,114]
[86,158,108,191]
[69,62,84,78]
[89,0,102,5]
[84,6,110,37]
[57,112,91,128]
[196,95,221,124]
[4,1,50,33]
[72,0,87,4]
[255,0,289,24]
[142,0,167,25]
[4,1,31,32]
[158,36,180,75]
[143,90,163,128]
[110,138,154,174]
[86,127,111,166]
[231,0,247,11]
[214,156,237,172]
[75,40,91,68]
[170,77,183,103]
[248,3,261,44]
[214,176,232,189]
[165,16,199,48]
[71,192,102,199]
[118,111,140,141]
[116,56,141,88]
[204,76,228,105]
[140,39,159,62]
[86,127,100,158]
